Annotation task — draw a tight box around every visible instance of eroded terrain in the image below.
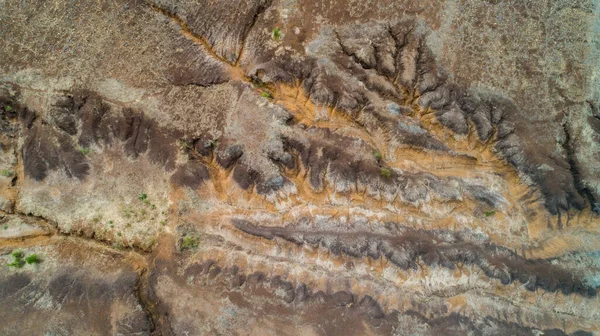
[1,0,600,335]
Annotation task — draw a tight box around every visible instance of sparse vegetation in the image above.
[79,147,90,155]
[7,250,25,268]
[117,231,122,237]
[272,27,282,40]
[4,105,13,112]
[178,139,190,149]
[144,237,157,250]
[25,254,41,264]
[1,169,13,177]
[2,224,7,230]
[120,196,161,225]
[261,91,273,99]
[380,167,392,179]
[484,210,496,217]
[180,235,200,251]
[7,258,25,268]
[374,151,382,161]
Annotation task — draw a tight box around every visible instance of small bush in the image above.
[380,168,392,179]
[5,105,13,112]
[138,193,148,201]
[272,27,282,40]
[1,169,13,177]
[8,259,24,268]
[2,224,7,230]
[181,235,200,250]
[25,254,41,264]
[484,210,496,217]
[7,250,25,268]
[374,151,382,161]
[261,91,273,99]
[79,147,89,155]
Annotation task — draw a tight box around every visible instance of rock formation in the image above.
[1,0,599,335]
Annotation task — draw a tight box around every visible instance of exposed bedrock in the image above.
[148,254,595,336]
[148,0,272,64]
[233,219,596,297]
[0,240,151,336]
[246,16,599,215]
[5,83,501,211]
[2,90,185,183]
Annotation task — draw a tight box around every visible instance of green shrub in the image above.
[79,147,89,155]
[25,254,41,264]
[7,259,24,268]
[7,250,25,268]
[374,151,382,161]
[5,105,13,112]
[181,235,200,250]
[261,91,273,99]
[272,27,282,40]
[1,169,13,177]
[380,167,392,179]
[138,193,148,201]
[484,210,496,217]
